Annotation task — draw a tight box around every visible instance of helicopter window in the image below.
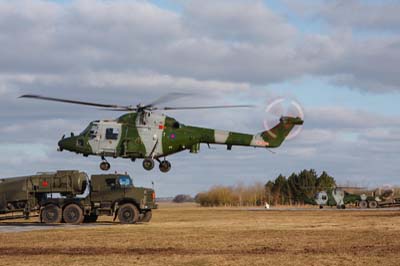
[118,176,133,187]
[89,125,98,139]
[322,195,327,200]
[106,128,119,140]
[173,121,180,129]
[80,124,91,136]
[77,139,84,147]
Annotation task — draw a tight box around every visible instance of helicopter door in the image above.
[97,122,122,156]
[88,123,101,154]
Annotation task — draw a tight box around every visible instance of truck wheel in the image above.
[359,200,368,209]
[368,201,378,209]
[118,203,139,224]
[83,215,98,223]
[63,204,84,224]
[140,210,152,223]
[41,204,62,224]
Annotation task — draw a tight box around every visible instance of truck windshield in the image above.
[119,176,133,187]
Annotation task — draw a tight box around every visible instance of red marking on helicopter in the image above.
[159,125,164,130]
[42,181,48,187]
[256,140,269,146]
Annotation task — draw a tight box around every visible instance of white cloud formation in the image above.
[320,0,400,32]
[0,0,398,91]
[183,0,297,43]
[0,0,398,195]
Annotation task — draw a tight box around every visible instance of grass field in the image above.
[1,203,400,266]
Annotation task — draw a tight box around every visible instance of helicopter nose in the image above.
[58,136,74,152]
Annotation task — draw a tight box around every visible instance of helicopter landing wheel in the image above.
[100,161,111,171]
[143,158,155,171]
[159,160,171,173]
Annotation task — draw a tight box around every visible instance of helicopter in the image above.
[20,93,304,173]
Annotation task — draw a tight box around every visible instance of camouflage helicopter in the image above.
[20,94,304,173]
[312,188,361,209]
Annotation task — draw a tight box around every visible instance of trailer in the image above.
[358,196,400,209]
[0,170,157,224]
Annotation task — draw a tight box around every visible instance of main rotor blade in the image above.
[161,104,255,110]
[144,92,193,109]
[20,94,134,110]
[98,108,138,111]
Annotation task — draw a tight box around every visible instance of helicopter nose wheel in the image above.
[100,157,111,171]
[100,161,111,171]
[159,160,171,173]
[142,158,155,171]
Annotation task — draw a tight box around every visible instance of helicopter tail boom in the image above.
[258,116,304,148]
[198,116,303,149]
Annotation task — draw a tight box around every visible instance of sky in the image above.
[0,0,399,196]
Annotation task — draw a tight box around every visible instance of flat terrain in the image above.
[1,203,400,266]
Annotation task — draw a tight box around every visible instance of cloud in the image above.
[183,0,297,43]
[319,0,400,32]
[285,0,400,32]
[0,0,398,195]
[305,106,400,130]
[0,0,399,92]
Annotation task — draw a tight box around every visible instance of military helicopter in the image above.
[312,188,361,209]
[20,94,304,173]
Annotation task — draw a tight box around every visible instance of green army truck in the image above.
[0,170,157,224]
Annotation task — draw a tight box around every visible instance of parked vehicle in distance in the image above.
[309,187,400,209]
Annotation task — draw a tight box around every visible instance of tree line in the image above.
[194,169,336,207]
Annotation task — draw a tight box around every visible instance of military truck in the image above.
[0,170,157,224]
[357,188,400,209]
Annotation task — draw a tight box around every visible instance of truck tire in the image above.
[63,204,84,224]
[140,210,152,223]
[368,201,378,209]
[41,204,62,224]
[83,215,98,223]
[118,203,139,224]
[359,200,368,209]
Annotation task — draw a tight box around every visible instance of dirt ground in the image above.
[1,203,400,266]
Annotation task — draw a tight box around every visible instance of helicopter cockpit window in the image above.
[322,195,327,200]
[89,124,99,139]
[173,121,180,129]
[80,124,91,136]
[118,176,133,187]
[77,139,84,147]
[105,128,119,140]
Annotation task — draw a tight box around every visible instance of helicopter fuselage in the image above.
[57,111,303,172]
[20,93,303,173]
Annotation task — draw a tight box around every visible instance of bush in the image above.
[172,194,194,203]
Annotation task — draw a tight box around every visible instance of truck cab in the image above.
[88,173,157,223]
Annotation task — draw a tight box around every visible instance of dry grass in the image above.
[1,203,400,266]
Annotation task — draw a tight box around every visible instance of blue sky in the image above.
[0,0,399,196]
